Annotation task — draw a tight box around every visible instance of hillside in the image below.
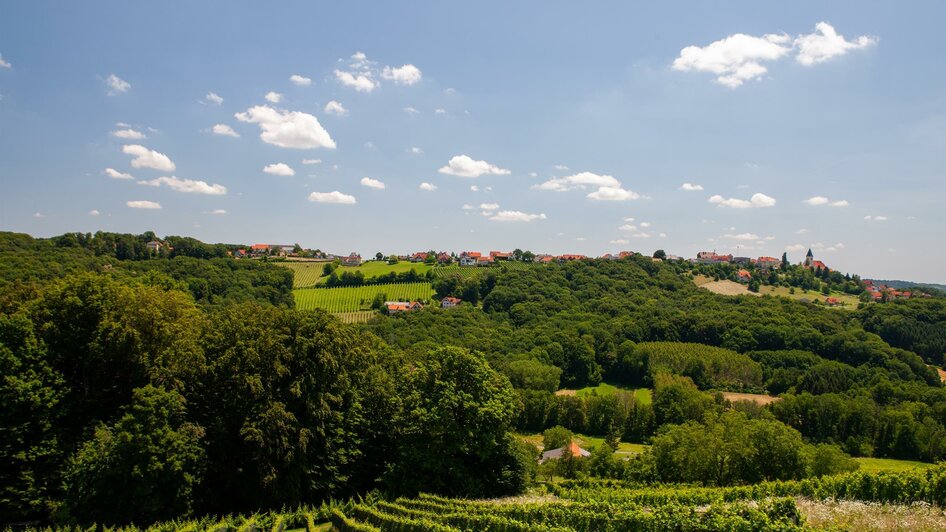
[2,232,945,529]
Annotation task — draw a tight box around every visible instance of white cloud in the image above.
[830,200,849,207]
[708,192,776,208]
[105,74,131,95]
[205,91,223,105]
[212,209,227,215]
[33,212,44,218]
[785,244,806,252]
[435,108,446,115]
[480,203,499,211]
[264,91,283,103]
[127,200,161,209]
[724,232,760,241]
[462,204,475,210]
[406,147,423,156]
[139,176,227,195]
[211,124,240,138]
[302,158,321,165]
[619,224,638,232]
[419,182,437,191]
[864,215,888,221]
[812,242,845,252]
[404,106,420,114]
[640,222,652,228]
[334,69,377,92]
[381,64,422,85]
[804,196,849,207]
[360,177,385,189]
[587,186,640,201]
[438,155,511,178]
[263,163,295,176]
[624,217,635,222]
[122,144,176,172]
[89,209,100,216]
[796,228,809,235]
[554,164,570,171]
[795,22,877,66]
[308,191,356,204]
[672,32,791,87]
[631,232,651,239]
[0,54,11,69]
[235,105,336,149]
[680,182,704,191]
[324,100,348,116]
[610,239,630,245]
[488,210,546,222]
[289,74,312,86]
[659,233,667,238]
[111,128,146,140]
[470,185,480,192]
[535,171,620,192]
[104,167,134,180]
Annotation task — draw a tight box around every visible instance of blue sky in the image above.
[1,1,944,282]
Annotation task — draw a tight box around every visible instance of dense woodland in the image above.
[1,231,945,527]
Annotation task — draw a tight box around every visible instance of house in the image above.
[441,297,462,309]
[732,256,751,265]
[234,248,248,258]
[489,251,511,261]
[825,297,842,307]
[539,441,591,464]
[535,254,555,263]
[476,255,493,266]
[250,244,270,256]
[599,253,616,260]
[385,301,423,313]
[410,252,428,263]
[665,254,683,262]
[146,240,166,253]
[737,269,752,282]
[341,253,362,266]
[437,252,452,265]
[712,254,733,263]
[804,249,830,272]
[557,254,586,262]
[459,252,481,266]
[756,257,780,270]
[696,251,717,264]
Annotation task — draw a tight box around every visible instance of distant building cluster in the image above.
[863,279,926,301]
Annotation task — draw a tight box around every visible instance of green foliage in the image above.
[61,385,205,525]
[542,426,574,451]
[504,358,562,392]
[636,342,763,391]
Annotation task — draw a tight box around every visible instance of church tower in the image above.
[804,248,814,267]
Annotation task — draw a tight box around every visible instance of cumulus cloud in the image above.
[480,203,499,211]
[122,144,176,172]
[640,222,652,228]
[324,100,347,116]
[535,171,620,192]
[438,155,510,178]
[434,108,447,115]
[264,91,283,103]
[795,22,877,66]
[680,182,704,191]
[104,167,134,180]
[619,224,638,232]
[404,106,420,114]
[724,232,760,241]
[139,176,227,195]
[631,232,651,239]
[211,124,240,138]
[289,74,312,86]
[302,158,321,165]
[126,200,161,209]
[89,209,100,216]
[419,182,437,191]
[804,196,848,207]
[409,146,424,155]
[381,64,422,85]
[263,163,295,176]
[672,33,791,87]
[554,164,570,171]
[205,92,223,105]
[111,128,146,140]
[812,242,845,252]
[610,239,630,245]
[334,69,377,92]
[308,191,356,204]
[708,192,776,208]
[488,210,546,222]
[212,209,227,215]
[105,74,131,95]
[33,212,44,218]
[0,54,11,69]
[235,105,336,149]
[864,215,887,221]
[360,177,385,189]
[587,186,640,201]
[785,244,806,252]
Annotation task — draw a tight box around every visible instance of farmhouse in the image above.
[146,240,167,253]
[437,252,452,264]
[489,251,511,261]
[341,253,362,266]
[540,441,591,464]
[557,254,586,262]
[737,269,752,282]
[756,256,780,270]
[459,252,481,266]
[441,297,462,309]
[250,243,270,256]
[825,297,842,307]
[385,301,423,313]
[476,255,493,266]
[410,252,428,263]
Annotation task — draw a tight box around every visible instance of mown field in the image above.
[294,283,434,313]
[280,260,434,288]
[555,383,652,405]
[693,275,861,309]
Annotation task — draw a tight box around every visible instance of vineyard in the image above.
[280,261,330,288]
[334,311,379,324]
[635,342,764,391]
[294,283,434,313]
[22,464,946,530]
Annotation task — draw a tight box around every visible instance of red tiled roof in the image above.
[251,244,270,250]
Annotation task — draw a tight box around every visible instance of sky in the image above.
[1,1,944,282]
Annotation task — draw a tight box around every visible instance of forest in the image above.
[1,231,945,528]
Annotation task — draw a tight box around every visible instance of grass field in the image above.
[279,260,433,288]
[294,283,433,313]
[853,457,936,473]
[719,391,781,405]
[693,275,860,309]
[518,432,649,455]
[556,383,652,405]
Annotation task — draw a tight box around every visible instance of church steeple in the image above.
[805,248,814,267]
